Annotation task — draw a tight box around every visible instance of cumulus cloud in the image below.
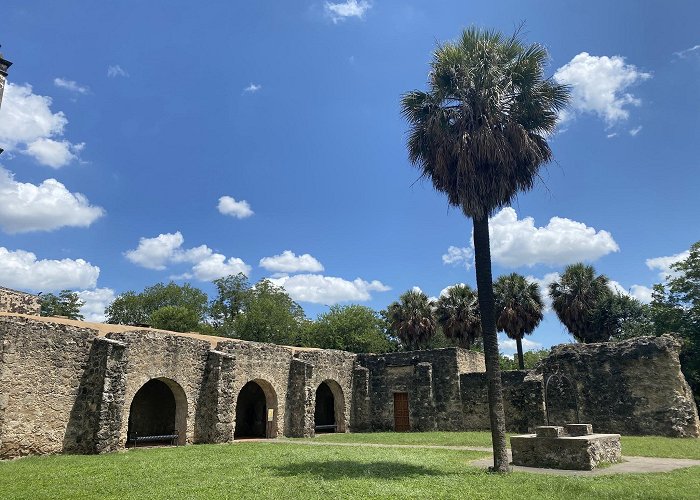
[608,280,654,304]
[486,208,619,267]
[498,334,542,356]
[325,0,371,23]
[0,165,104,233]
[217,196,254,218]
[53,77,89,94]
[269,273,390,304]
[0,82,83,167]
[124,231,251,281]
[442,246,473,269]
[525,272,561,310]
[554,52,651,126]
[107,65,129,78]
[646,250,690,280]
[76,287,115,322]
[243,83,261,93]
[259,250,324,273]
[0,247,100,291]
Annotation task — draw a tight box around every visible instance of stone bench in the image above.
[510,424,621,470]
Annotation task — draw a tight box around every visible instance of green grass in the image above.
[1,441,699,499]
[312,431,700,459]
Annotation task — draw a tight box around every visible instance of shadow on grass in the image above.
[267,460,448,480]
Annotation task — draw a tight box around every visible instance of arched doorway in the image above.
[314,380,345,434]
[545,373,580,426]
[235,380,277,439]
[127,378,187,446]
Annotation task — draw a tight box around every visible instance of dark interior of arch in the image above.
[235,381,267,438]
[127,379,176,443]
[314,382,336,432]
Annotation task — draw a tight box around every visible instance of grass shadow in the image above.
[267,460,448,480]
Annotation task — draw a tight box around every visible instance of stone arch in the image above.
[545,373,580,426]
[314,379,346,433]
[127,377,187,445]
[234,379,278,439]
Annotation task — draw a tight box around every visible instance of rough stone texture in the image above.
[537,426,565,438]
[460,370,546,433]
[511,433,622,470]
[566,423,593,436]
[0,287,40,316]
[356,348,485,432]
[538,334,700,437]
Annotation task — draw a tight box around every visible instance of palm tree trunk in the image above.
[472,215,510,473]
[516,337,525,370]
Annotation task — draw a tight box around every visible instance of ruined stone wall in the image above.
[538,335,700,437]
[0,287,40,315]
[0,316,97,458]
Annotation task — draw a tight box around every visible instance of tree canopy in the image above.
[306,304,394,353]
[384,289,436,351]
[40,290,84,320]
[435,284,482,349]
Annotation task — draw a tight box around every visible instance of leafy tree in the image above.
[210,273,250,328]
[499,349,549,371]
[494,274,544,369]
[306,304,393,353]
[596,293,654,341]
[385,289,436,350]
[105,281,209,331]
[435,284,482,349]
[401,27,569,471]
[40,290,84,320]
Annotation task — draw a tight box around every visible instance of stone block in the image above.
[536,425,564,438]
[565,423,592,436]
[511,433,622,470]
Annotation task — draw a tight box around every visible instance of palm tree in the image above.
[385,289,436,350]
[435,284,482,349]
[401,27,569,472]
[549,263,613,343]
[494,274,544,369]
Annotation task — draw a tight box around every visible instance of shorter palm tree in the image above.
[385,289,436,350]
[494,274,544,369]
[435,284,482,349]
[549,263,611,343]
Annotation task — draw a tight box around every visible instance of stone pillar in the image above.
[350,366,370,432]
[0,52,11,113]
[413,362,436,431]
[195,350,236,444]
[93,338,128,453]
[285,358,314,437]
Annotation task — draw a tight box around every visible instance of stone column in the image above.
[285,358,314,437]
[350,366,370,432]
[93,338,128,453]
[413,362,436,431]
[195,350,236,444]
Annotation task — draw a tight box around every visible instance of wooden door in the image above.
[393,392,410,432]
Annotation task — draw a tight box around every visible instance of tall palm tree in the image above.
[401,27,569,472]
[435,284,482,349]
[494,274,544,369]
[385,289,436,350]
[549,263,613,343]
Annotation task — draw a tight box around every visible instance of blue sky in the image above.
[1,1,698,355]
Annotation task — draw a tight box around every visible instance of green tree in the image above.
[499,349,549,371]
[494,274,544,369]
[209,273,250,328]
[40,290,84,320]
[435,284,482,349]
[105,281,209,331]
[385,289,436,350]
[307,304,393,353]
[401,27,569,471]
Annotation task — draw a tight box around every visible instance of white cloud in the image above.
[269,273,389,304]
[673,44,700,59]
[0,247,100,291]
[217,196,254,218]
[0,165,104,233]
[125,231,251,281]
[53,78,89,94]
[325,0,371,23]
[554,52,651,125]
[525,272,561,311]
[76,287,115,322]
[487,208,619,267]
[629,126,642,136]
[0,82,83,167]
[259,250,324,273]
[606,132,618,139]
[243,83,261,93]
[498,334,542,356]
[442,246,473,269]
[107,65,129,78]
[608,280,654,304]
[646,250,690,280]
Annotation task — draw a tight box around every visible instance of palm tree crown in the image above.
[435,284,482,349]
[385,289,436,350]
[494,273,544,368]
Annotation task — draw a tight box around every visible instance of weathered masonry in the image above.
[0,309,698,459]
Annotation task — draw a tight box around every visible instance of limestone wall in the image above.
[0,287,40,315]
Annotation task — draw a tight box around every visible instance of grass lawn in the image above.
[0,439,699,499]
[311,431,700,459]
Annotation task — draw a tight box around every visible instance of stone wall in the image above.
[537,334,700,437]
[0,287,40,315]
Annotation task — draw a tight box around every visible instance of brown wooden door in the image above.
[393,392,410,432]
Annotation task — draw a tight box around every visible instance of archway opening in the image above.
[127,378,186,446]
[314,382,336,433]
[235,380,277,439]
[545,374,579,426]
